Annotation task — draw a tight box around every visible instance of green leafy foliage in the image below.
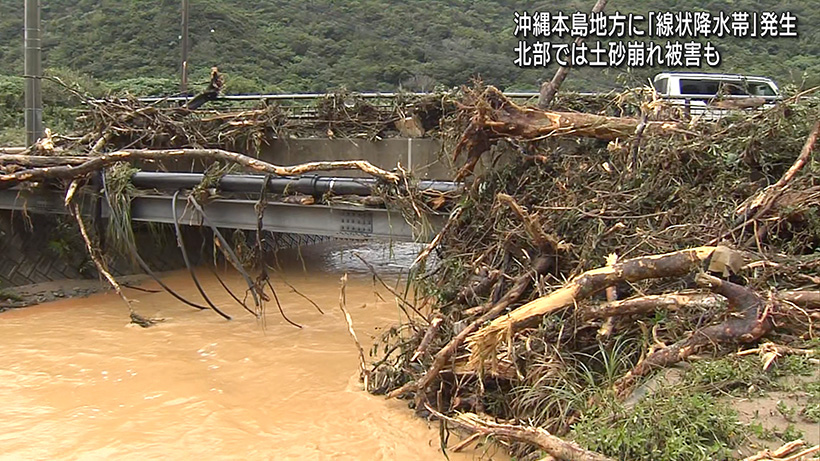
[571,387,741,461]
[802,381,820,423]
[0,0,818,95]
[683,354,817,396]
[2,1,818,144]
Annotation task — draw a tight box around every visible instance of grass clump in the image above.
[682,354,817,396]
[571,387,741,461]
[801,381,820,423]
[0,288,23,302]
[103,163,140,259]
[683,356,779,396]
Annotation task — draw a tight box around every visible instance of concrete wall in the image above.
[0,212,87,286]
[0,212,197,288]
[128,137,455,180]
[258,138,453,179]
[0,210,336,288]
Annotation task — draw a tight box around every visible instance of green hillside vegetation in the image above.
[0,0,818,143]
[3,0,819,92]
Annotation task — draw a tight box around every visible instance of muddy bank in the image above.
[0,274,151,311]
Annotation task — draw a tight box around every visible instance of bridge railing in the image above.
[86,91,613,121]
[99,91,553,105]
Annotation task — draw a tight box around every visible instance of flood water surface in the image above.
[0,243,497,460]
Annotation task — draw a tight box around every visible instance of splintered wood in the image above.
[742,440,820,461]
[466,246,717,368]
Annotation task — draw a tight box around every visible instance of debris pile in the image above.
[365,85,820,460]
[67,87,459,154]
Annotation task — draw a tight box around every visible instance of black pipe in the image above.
[129,172,461,196]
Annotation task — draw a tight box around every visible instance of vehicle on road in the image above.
[652,72,780,120]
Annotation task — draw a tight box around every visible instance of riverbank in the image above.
[0,274,151,311]
[364,88,820,460]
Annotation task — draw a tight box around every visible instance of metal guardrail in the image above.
[89,91,610,105]
[133,92,542,104]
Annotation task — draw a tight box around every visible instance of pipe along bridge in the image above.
[0,173,459,242]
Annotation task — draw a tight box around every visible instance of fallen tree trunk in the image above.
[614,273,773,395]
[0,148,400,189]
[581,292,722,321]
[582,289,820,322]
[0,154,90,167]
[454,86,681,178]
[466,246,717,368]
[0,147,27,154]
[538,0,609,108]
[425,404,614,461]
[779,290,820,309]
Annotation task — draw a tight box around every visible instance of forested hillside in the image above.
[0,0,818,95]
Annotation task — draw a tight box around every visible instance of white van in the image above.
[652,72,780,120]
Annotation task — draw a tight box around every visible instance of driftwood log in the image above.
[454,86,681,179]
[466,246,717,368]
[614,273,773,395]
[582,289,820,321]
[581,292,723,321]
[0,148,400,190]
[425,404,614,461]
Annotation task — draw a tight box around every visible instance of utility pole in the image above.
[181,0,189,95]
[24,0,43,147]
[538,0,608,108]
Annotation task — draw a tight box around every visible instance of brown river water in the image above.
[0,242,504,460]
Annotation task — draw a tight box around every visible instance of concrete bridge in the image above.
[0,92,479,287]
[0,168,457,287]
[0,172,456,242]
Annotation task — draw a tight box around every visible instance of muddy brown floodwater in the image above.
[0,242,505,460]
